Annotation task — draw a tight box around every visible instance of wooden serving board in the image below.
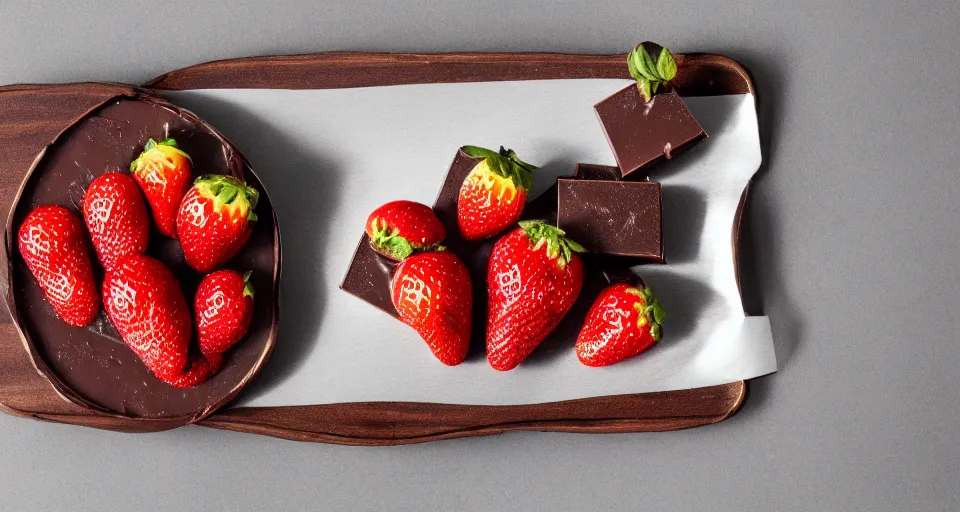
[0,52,758,444]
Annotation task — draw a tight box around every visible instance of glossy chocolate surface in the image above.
[594,87,706,178]
[6,95,279,419]
[557,178,663,262]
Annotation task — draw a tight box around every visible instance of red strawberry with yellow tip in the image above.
[102,254,191,383]
[18,206,99,326]
[176,174,258,273]
[486,220,585,371]
[195,269,255,356]
[391,251,472,366]
[365,200,446,261]
[82,172,150,272]
[575,283,666,367]
[457,145,536,241]
[130,138,193,238]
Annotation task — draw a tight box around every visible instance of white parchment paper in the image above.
[166,79,776,406]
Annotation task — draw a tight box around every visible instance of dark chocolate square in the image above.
[594,86,706,178]
[556,178,664,262]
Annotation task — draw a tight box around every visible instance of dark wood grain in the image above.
[0,52,756,444]
[146,51,753,96]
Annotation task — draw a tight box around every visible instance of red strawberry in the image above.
[391,251,472,365]
[82,173,150,272]
[457,145,536,241]
[365,200,446,261]
[165,353,223,388]
[575,283,666,367]
[176,175,258,273]
[195,269,255,356]
[17,206,99,326]
[102,254,191,383]
[486,221,585,371]
[130,138,193,238]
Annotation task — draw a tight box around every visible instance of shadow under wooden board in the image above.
[0,52,759,445]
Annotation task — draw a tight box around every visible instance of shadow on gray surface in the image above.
[164,93,345,402]
[724,48,805,371]
[661,185,707,264]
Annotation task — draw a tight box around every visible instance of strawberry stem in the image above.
[194,175,259,221]
[518,220,585,269]
[242,270,255,298]
[130,137,192,172]
[631,285,666,341]
[461,145,536,191]
[369,218,414,260]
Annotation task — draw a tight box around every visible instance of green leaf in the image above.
[245,186,260,210]
[629,45,659,81]
[501,147,538,173]
[242,272,255,298]
[638,79,653,102]
[464,145,535,192]
[157,138,178,148]
[460,145,500,160]
[565,237,586,253]
[638,45,659,80]
[650,323,662,342]
[627,52,641,82]
[384,236,413,260]
[144,139,158,151]
[653,301,667,324]
[518,220,587,269]
[656,48,678,81]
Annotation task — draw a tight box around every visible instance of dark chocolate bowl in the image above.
[3,92,280,430]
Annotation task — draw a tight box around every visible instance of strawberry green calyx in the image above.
[129,138,192,172]
[626,42,678,102]
[369,217,415,260]
[194,174,260,221]
[242,270,255,299]
[627,286,666,341]
[461,145,536,191]
[518,220,585,269]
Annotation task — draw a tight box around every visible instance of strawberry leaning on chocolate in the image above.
[391,251,472,366]
[575,283,666,367]
[130,138,193,238]
[365,200,446,260]
[102,254,191,383]
[82,173,150,272]
[486,221,585,371]
[457,145,536,241]
[176,175,258,273]
[18,206,99,326]
[195,269,255,356]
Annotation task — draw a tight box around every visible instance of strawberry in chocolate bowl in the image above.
[5,94,280,426]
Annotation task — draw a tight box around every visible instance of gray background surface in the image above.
[0,0,957,510]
